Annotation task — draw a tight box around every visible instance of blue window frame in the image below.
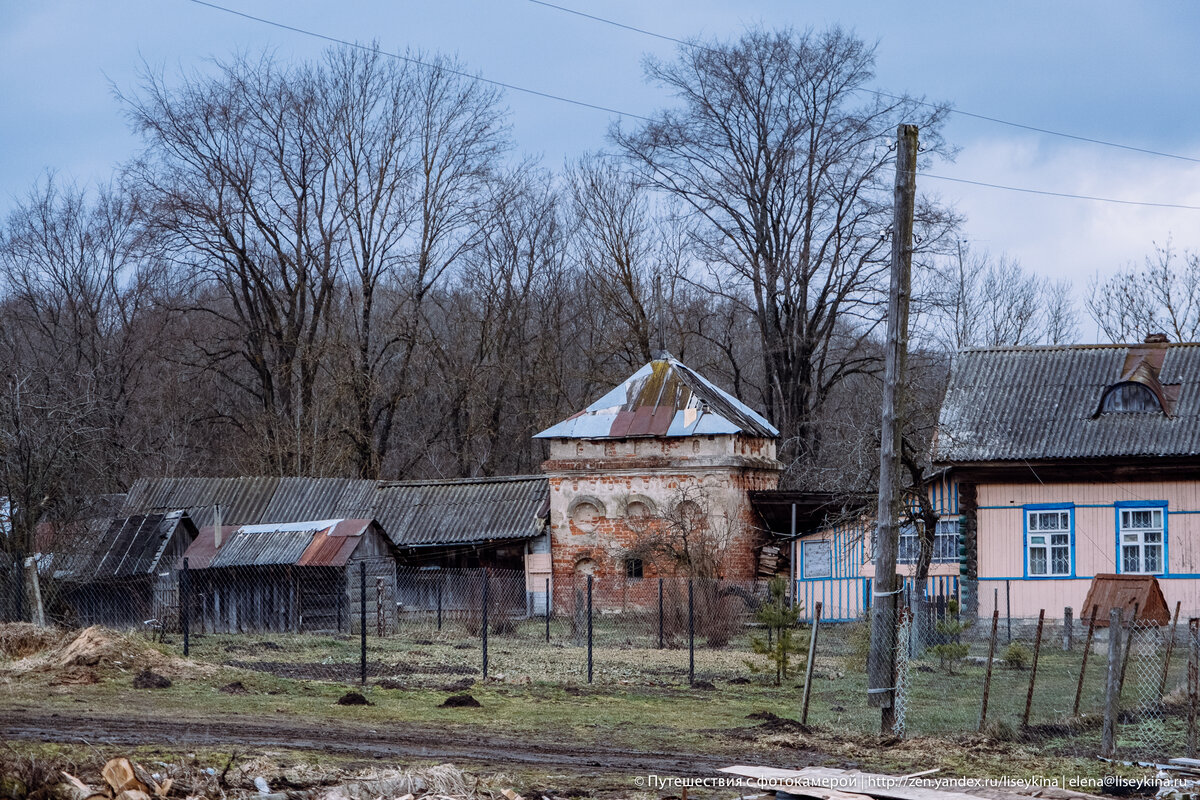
[1116,501,1168,575]
[1024,505,1074,578]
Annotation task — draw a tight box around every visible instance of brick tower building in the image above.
[534,356,782,592]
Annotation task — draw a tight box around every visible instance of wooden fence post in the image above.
[801,602,822,725]
[1073,606,1098,717]
[1063,607,1073,651]
[376,576,384,637]
[1101,607,1124,757]
[979,607,999,731]
[1159,600,1183,700]
[1021,609,1045,728]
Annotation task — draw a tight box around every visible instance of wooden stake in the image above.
[1101,607,1124,757]
[868,123,918,735]
[801,602,823,725]
[1073,606,1098,717]
[1063,606,1073,651]
[1118,603,1139,699]
[978,607,999,731]
[1159,600,1183,700]
[1021,609,1045,729]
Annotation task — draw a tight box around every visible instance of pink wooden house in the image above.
[785,335,1200,622]
[932,335,1200,620]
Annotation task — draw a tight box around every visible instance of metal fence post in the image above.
[437,574,443,632]
[1063,606,1073,651]
[586,575,593,684]
[1021,608,1045,728]
[979,607,999,731]
[1159,600,1183,700]
[376,576,384,637]
[801,601,822,725]
[359,562,367,685]
[658,577,664,649]
[1102,607,1124,757]
[545,576,551,644]
[1189,618,1199,758]
[1074,607,1098,717]
[1005,579,1012,643]
[181,557,190,657]
[482,569,490,679]
[688,578,695,687]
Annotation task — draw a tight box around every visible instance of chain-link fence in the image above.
[6,559,1200,759]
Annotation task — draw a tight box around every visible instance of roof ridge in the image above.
[958,342,1200,355]
[376,474,546,488]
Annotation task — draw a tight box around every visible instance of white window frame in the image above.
[1026,509,1072,577]
[898,519,958,564]
[1119,507,1165,575]
[801,540,833,579]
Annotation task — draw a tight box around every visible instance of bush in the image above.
[930,597,970,673]
[1003,641,1032,669]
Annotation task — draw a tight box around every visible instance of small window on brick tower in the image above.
[624,557,644,580]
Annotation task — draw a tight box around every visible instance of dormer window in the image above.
[1099,381,1163,414]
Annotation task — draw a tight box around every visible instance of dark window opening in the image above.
[1100,382,1163,414]
[624,557,644,580]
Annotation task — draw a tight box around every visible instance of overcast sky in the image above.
[3,1,1199,331]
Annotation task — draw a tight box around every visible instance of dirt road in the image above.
[1,709,795,777]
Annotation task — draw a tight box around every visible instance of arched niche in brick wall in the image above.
[566,495,606,532]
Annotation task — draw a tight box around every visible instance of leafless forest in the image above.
[2,27,1196,559]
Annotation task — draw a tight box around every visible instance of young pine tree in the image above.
[746,577,807,686]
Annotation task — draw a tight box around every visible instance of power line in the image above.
[919,173,1200,211]
[181,0,653,122]
[522,0,1200,166]
[181,0,1200,212]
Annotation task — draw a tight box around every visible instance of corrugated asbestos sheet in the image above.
[371,476,548,546]
[535,356,777,440]
[934,343,1200,463]
[121,475,548,550]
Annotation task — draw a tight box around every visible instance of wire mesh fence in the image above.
[5,559,1200,759]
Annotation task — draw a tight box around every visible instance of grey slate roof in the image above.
[119,474,548,548]
[933,343,1200,464]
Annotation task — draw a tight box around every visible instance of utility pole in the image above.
[868,123,919,735]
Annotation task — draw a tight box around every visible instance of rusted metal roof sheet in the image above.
[934,343,1200,463]
[61,511,197,581]
[535,356,777,440]
[178,525,240,569]
[1079,574,1170,626]
[198,518,378,568]
[372,476,548,547]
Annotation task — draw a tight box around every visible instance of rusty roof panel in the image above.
[296,520,375,567]
[934,343,1200,463]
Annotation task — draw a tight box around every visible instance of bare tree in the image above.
[1087,238,1200,343]
[613,27,956,471]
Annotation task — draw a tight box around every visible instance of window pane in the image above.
[1059,512,1070,529]
[1051,533,1068,546]
[1030,535,1045,545]
[1030,548,1047,575]
[1123,545,1140,573]
[1145,545,1162,574]
[1145,530,1162,543]
[1123,532,1139,543]
[1051,546,1070,575]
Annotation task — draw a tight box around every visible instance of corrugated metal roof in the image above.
[371,475,548,546]
[60,512,197,581]
[934,342,1200,463]
[198,518,378,568]
[535,356,777,440]
[121,475,548,549]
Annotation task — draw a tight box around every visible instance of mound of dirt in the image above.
[440,693,481,708]
[376,678,404,690]
[219,680,249,694]
[133,669,172,689]
[3,625,219,684]
[336,691,372,706]
[0,623,66,659]
[691,680,716,690]
[745,710,809,734]
[49,666,99,686]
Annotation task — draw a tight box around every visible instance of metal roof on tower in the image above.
[534,356,777,440]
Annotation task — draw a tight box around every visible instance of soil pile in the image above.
[440,693,481,708]
[336,691,372,706]
[0,623,67,659]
